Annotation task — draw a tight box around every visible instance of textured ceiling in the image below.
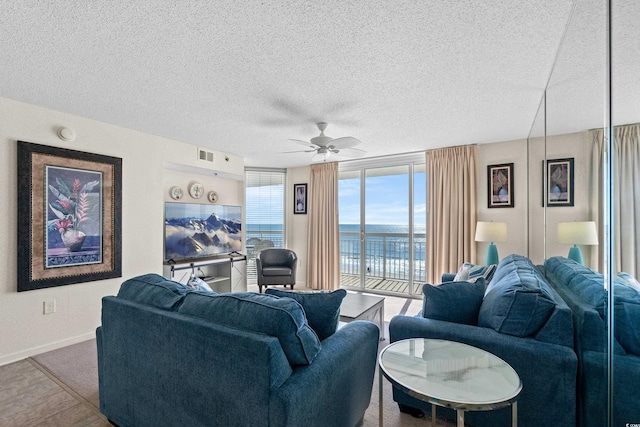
[1,1,635,168]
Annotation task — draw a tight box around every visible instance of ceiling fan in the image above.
[282,122,366,162]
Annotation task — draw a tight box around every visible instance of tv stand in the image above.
[163,254,247,293]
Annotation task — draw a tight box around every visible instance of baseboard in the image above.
[0,331,96,367]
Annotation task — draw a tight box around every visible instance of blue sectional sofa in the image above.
[389,254,577,427]
[96,274,379,427]
[543,256,640,427]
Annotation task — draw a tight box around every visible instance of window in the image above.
[339,153,426,296]
[244,168,286,282]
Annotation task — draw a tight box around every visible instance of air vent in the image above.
[198,147,214,163]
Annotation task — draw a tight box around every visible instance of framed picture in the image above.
[17,141,122,291]
[544,158,574,207]
[487,163,514,208]
[294,183,307,214]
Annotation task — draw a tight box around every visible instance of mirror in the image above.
[530,0,640,424]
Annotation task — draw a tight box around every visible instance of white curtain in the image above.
[589,125,640,277]
[306,162,340,290]
[425,145,477,284]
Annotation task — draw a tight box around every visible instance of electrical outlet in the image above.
[43,298,56,315]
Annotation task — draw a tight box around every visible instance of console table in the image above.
[163,254,247,293]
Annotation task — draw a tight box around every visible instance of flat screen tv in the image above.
[164,202,242,262]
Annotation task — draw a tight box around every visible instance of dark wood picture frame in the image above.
[17,141,122,291]
[544,158,575,207]
[487,163,514,208]
[294,183,307,215]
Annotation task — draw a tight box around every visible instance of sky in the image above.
[339,171,426,226]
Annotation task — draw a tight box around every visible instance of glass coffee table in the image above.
[378,338,522,427]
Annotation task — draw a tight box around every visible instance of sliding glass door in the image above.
[339,155,425,297]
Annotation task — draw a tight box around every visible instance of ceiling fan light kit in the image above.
[284,122,366,162]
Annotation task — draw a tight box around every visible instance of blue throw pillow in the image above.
[265,288,347,341]
[117,273,190,311]
[178,292,321,365]
[422,279,485,325]
[478,268,556,337]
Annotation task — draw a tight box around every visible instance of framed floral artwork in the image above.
[487,163,514,208]
[544,158,574,207]
[17,141,122,291]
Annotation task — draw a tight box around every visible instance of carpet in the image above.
[28,334,455,427]
[29,339,100,409]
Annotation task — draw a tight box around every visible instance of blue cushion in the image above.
[422,279,485,325]
[177,292,321,365]
[478,268,556,337]
[615,300,640,355]
[117,274,190,311]
[454,262,496,284]
[265,288,347,341]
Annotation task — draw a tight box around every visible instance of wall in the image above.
[476,138,529,264]
[0,97,243,365]
[286,166,310,287]
[476,131,591,266]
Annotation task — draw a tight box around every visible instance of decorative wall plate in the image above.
[207,190,219,203]
[169,186,184,200]
[188,182,204,199]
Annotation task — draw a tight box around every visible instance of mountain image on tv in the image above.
[164,202,242,261]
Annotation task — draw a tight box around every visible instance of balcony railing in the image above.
[340,231,427,285]
[245,229,427,293]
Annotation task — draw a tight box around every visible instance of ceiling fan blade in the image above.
[279,149,317,154]
[329,136,361,149]
[332,147,366,158]
[288,139,316,148]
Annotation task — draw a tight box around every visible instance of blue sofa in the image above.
[96,274,379,427]
[389,254,577,427]
[543,256,640,427]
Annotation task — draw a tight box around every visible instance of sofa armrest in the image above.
[270,320,379,427]
[389,315,577,427]
[441,272,456,282]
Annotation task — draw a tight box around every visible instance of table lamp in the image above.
[475,221,507,265]
[557,221,598,265]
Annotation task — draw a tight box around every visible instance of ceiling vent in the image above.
[198,147,214,163]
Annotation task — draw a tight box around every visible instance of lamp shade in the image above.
[557,221,599,245]
[475,221,507,243]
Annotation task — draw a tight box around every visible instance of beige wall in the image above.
[0,97,243,365]
[476,138,529,264]
[286,166,310,287]
[477,131,592,267]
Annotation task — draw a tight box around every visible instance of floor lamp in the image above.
[557,221,598,265]
[475,221,507,266]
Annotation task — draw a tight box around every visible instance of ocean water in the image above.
[247,223,426,281]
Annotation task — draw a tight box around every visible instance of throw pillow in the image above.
[453,262,497,284]
[616,272,640,292]
[265,288,347,340]
[421,279,485,325]
[478,269,556,337]
[117,273,191,311]
[187,276,215,292]
[178,292,321,365]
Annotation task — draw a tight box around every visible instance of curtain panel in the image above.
[425,145,477,284]
[306,162,340,290]
[590,125,640,277]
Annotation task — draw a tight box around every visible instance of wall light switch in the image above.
[43,299,56,315]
